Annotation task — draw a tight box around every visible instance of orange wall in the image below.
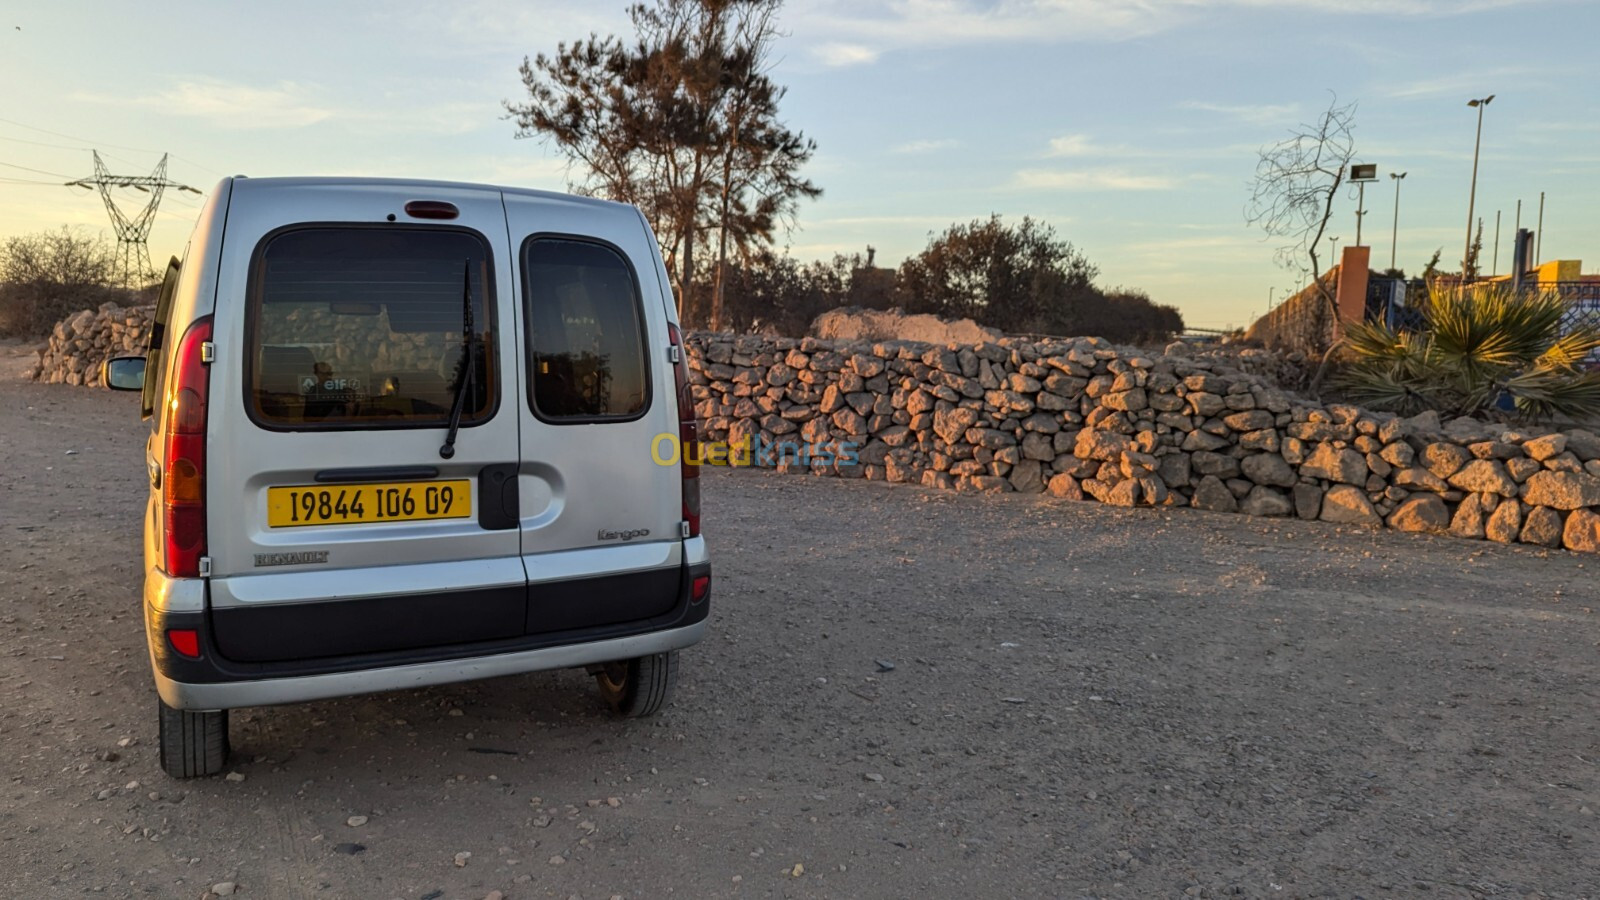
[1334,245,1371,337]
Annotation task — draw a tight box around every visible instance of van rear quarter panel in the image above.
[144,178,232,606]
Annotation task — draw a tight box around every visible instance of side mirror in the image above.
[103,356,147,391]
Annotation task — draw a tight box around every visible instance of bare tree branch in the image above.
[1245,95,1358,351]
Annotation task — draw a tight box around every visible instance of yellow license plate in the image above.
[267,480,472,528]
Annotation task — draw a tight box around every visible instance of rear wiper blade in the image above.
[439,259,476,460]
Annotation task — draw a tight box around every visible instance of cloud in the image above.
[788,0,1544,66]
[1222,0,1537,10]
[120,80,335,129]
[1045,134,1107,157]
[1179,101,1301,126]
[73,78,499,136]
[1382,66,1544,99]
[382,1,627,55]
[1012,168,1179,191]
[793,0,1163,52]
[71,79,333,130]
[481,156,574,186]
[1042,134,1263,162]
[1122,235,1267,254]
[891,138,958,154]
[813,42,881,67]
[366,95,495,136]
[811,214,971,228]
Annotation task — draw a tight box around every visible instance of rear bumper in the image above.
[154,620,706,710]
[144,541,711,710]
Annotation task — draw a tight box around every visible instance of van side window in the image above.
[523,238,649,421]
[246,228,496,430]
[142,255,182,421]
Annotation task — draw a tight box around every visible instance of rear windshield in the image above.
[247,228,496,430]
[524,237,649,421]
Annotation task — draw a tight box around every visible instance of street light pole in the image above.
[1464,95,1494,278]
[1355,182,1366,246]
[1536,190,1545,264]
[1492,209,1501,276]
[1389,171,1407,271]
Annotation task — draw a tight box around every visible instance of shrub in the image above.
[894,216,1183,343]
[1337,283,1600,421]
[0,227,133,339]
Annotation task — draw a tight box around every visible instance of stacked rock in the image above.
[25,303,154,387]
[686,332,1600,555]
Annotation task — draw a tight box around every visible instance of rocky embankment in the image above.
[23,303,153,387]
[687,333,1600,554]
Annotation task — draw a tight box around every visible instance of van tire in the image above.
[157,699,229,778]
[593,651,678,717]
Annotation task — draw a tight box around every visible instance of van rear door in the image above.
[206,181,525,663]
[503,195,685,634]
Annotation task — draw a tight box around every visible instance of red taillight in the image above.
[668,323,700,538]
[691,574,710,603]
[167,629,201,659]
[162,317,212,578]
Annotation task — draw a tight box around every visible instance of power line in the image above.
[101,150,158,172]
[1,136,199,189]
[0,115,223,177]
[0,159,74,179]
[0,130,177,176]
[0,132,92,152]
[0,116,163,155]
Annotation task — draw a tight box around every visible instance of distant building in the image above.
[848,245,897,309]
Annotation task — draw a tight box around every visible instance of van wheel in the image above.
[593,651,678,717]
[157,698,230,778]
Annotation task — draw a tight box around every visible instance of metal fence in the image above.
[1548,282,1600,334]
[1365,278,1600,336]
[1366,278,1424,332]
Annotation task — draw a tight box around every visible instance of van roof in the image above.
[227,176,634,213]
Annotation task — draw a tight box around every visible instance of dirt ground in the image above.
[1,338,1597,899]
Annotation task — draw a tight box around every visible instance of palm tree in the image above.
[1337,283,1600,421]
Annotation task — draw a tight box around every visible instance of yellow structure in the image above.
[1535,259,1581,282]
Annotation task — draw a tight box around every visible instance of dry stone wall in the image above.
[687,332,1600,555]
[25,305,1600,555]
[24,303,154,387]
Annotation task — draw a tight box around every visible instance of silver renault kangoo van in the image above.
[105,177,710,778]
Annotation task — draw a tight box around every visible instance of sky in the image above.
[1,0,1596,330]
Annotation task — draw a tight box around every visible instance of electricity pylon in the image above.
[66,151,202,287]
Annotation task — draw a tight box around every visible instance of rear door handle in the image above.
[478,463,519,530]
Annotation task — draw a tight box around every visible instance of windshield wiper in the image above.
[439,259,476,460]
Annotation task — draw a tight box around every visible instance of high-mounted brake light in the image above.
[162,317,212,578]
[403,200,459,220]
[668,323,700,538]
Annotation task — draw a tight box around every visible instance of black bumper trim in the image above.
[148,560,710,685]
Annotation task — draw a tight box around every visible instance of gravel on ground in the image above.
[2,348,1596,898]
